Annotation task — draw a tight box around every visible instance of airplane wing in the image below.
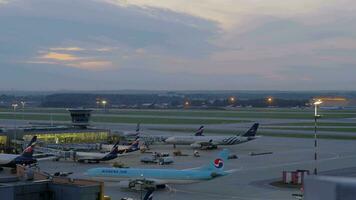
[36,156,59,161]
[190,141,218,149]
[76,152,106,160]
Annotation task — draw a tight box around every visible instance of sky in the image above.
[0,0,356,91]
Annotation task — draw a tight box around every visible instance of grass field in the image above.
[264,127,356,133]
[2,107,356,120]
[1,107,356,139]
[0,113,250,125]
[266,122,356,127]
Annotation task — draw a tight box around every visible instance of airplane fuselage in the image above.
[87,167,223,184]
[165,135,255,146]
[0,154,37,168]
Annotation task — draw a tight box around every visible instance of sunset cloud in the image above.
[104,0,341,30]
[40,52,81,61]
[49,47,85,51]
[66,60,114,70]
[35,49,114,71]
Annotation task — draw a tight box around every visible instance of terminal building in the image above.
[0,109,111,152]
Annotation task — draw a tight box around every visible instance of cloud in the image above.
[49,47,85,51]
[104,0,345,30]
[40,52,81,61]
[66,60,114,70]
[96,47,114,52]
[0,0,356,90]
[34,48,114,71]
[0,0,9,5]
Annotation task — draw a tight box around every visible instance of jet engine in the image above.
[119,179,166,191]
[190,143,202,149]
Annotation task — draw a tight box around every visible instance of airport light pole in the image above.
[20,101,25,120]
[12,103,18,140]
[313,99,323,175]
[229,96,236,105]
[267,97,273,107]
[184,100,190,109]
[102,100,107,112]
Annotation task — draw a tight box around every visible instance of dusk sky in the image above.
[1,0,356,90]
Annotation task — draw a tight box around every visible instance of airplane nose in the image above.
[85,168,95,176]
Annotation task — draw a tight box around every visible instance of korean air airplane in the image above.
[86,149,233,189]
[0,136,37,169]
[164,123,259,149]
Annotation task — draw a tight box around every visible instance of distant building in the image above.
[311,97,356,108]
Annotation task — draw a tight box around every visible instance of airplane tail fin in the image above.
[195,149,229,172]
[22,136,37,158]
[129,137,140,150]
[101,141,120,160]
[136,123,141,132]
[194,125,205,136]
[109,141,120,155]
[143,189,154,200]
[241,123,259,137]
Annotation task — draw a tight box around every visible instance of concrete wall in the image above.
[0,182,50,200]
[304,176,356,200]
[49,183,100,200]
[0,181,101,200]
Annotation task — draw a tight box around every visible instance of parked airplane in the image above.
[0,136,37,169]
[195,125,205,136]
[117,123,142,138]
[75,138,141,163]
[164,123,259,149]
[122,124,204,145]
[86,149,232,189]
[36,138,141,163]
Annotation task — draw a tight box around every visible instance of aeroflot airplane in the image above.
[0,136,37,169]
[164,123,259,148]
[86,149,233,189]
[75,138,140,163]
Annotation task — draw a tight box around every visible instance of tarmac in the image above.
[1,119,356,199]
[4,137,353,200]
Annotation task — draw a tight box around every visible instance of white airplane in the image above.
[75,139,140,163]
[36,138,140,163]
[116,123,142,138]
[164,123,259,149]
[0,136,38,169]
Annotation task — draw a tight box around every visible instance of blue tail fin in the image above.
[242,123,259,137]
[194,125,205,136]
[22,136,37,158]
[196,149,229,172]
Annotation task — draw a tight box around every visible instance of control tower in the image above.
[67,108,93,129]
